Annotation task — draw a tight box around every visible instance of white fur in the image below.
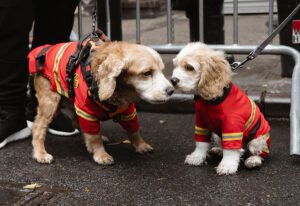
[244,155,263,168]
[184,142,210,166]
[171,43,206,93]
[216,149,243,175]
[130,70,173,104]
[172,66,200,93]
[248,135,268,156]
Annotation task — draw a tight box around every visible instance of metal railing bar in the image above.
[199,0,204,42]
[136,0,141,44]
[77,1,83,39]
[268,0,274,41]
[167,0,173,44]
[233,0,239,44]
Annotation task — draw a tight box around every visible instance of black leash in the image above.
[231,4,300,71]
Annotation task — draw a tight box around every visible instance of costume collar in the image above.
[194,82,232,105]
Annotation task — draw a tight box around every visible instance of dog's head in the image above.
[171,42,231,100]
[91,42,174,104]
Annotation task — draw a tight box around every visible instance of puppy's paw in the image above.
[135,142,154,154]
[93,152,114,165]
[33,152,54,164]
[244,156,263,168]
[216,162,238,175]
[184,152,207,166]
[209,147,223,157]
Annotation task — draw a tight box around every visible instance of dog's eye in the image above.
[185,64,194,71]
[143,71,152,77]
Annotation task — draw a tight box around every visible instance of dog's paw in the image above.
[33,152,54,164]
[209,147,223,157]
[216,162,238,175]
[93,152,114,165]
[184,152,207,166]
[135,142,154,154]
[244,156,263,168]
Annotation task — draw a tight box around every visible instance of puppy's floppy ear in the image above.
[198,50,231,99]
[95,54,126,101]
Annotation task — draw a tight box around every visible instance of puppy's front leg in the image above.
[83,132,114,165]
[216,149,243,175]
[185,142,210,166]
[128,130,153,154]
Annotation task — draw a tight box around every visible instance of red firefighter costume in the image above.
[194,83,270,157]
[28,42,139,135]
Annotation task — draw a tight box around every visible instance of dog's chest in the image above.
[195,99,223,134]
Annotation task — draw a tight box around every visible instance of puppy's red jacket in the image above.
[194,82,270,157]
[28,42,139,135]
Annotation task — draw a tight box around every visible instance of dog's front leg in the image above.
[83,132,114,165]
[185,142,210,166]
[216,149,243,175]
[128,130,153,154]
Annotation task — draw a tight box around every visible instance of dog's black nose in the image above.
[166,87,175,96]
[170,77,179,86]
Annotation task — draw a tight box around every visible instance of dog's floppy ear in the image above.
[95,54,126,101]
[198,50,231,99]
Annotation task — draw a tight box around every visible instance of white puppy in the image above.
[171,42,271,175]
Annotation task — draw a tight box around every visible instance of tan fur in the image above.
[31,41,170,165]
[197,50,232,100]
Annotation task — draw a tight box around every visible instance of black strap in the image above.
[248,118,261,139]
[66,33,93,98]
[231,3,300,71]
[80,62,118,113]
[35,45,52,74]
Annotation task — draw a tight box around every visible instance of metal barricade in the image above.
[78,0,300,155]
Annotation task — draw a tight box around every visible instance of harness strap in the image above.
[80,62,118,115]
[66,29,108,99]
[35,45,52,75]
[66,33,92,98]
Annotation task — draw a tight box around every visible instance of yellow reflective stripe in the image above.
[120,109,137,121]
[223,132,243,136]
[223,137,243,141]
[244,98,256,131]
[53,43,71,97]
[222,132,243,141]
[75,106,97,121]
[195,126,211,136]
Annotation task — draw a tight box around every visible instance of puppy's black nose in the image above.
[170,77,179,86]
[166,87,175,96]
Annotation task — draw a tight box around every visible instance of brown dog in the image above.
[28,40,174,165]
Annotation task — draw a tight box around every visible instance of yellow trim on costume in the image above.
[53,43,72,98]
[120,109,137,121]
[244,98,256,131]
[195,126,211,136]
[222,137,243,141]
[75,106,98,121]
[222,132,243,141]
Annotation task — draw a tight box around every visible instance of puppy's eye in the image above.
[142,71,152,77]
[185,64,194,71]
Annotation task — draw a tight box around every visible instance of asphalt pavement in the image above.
[0,113,297,205]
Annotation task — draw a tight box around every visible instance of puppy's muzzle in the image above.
[170,77,179,87]
[166,86,175,96]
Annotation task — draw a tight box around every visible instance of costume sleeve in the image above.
[118,104,140,133]
[221,115,245,149]
[75,105,100,134]
[194,109,211,143]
